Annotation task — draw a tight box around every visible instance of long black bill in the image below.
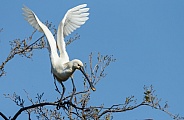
[80,67,96,91]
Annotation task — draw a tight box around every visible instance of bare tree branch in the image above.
[0,112,8,120]
[12,102,57,120]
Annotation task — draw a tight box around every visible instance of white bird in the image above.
[22,4,96,96]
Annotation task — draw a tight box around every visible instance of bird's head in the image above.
[72,59,96,91]
[72,59,84,70]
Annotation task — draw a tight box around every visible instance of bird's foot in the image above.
[56,100,63,110]
[58,97,63,103]
[56,100,73,110]
[66,100,74,109]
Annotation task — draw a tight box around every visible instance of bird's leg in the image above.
[56,82,66,110]
[69,76,76,103]
[59,82,65,102]
[54,79,61,94]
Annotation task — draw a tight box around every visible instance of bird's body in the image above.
[52,59,80,82]
[22,4,95,91]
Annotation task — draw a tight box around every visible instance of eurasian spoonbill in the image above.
[22,4,96,98]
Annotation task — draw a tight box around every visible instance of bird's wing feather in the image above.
[57,4,89,60]
[22,6,44,32]
[22,6,58,57]
[63,4,89,37]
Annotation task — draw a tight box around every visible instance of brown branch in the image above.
[63,90,89,101]
[98,102,146,119]
[0,21,56,77]
[10,99,87,120]
[98,99,183,120]
[11,102,57,120]
[0,34,45,77]
[0,112,8,120]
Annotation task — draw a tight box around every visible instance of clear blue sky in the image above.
[1,0,184,119]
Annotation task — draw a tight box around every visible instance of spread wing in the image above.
[22,6,44,32]
[63,4,89,37]
[57,4,89,59]
[22,5,58,57]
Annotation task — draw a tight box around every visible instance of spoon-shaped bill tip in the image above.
[91,86,96,91]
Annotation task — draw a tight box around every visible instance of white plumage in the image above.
[22,4,96,91]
